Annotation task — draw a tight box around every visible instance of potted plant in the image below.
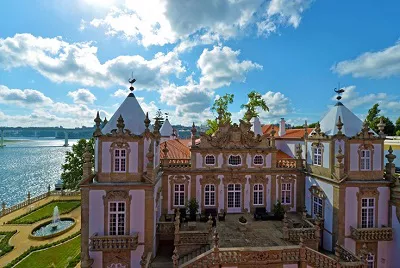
[238,216,248,231]
[186,198,199,221]
[273,200,285,220]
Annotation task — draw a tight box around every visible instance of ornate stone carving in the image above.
[200,175,220,185]
[103,250,130,268]
[198,119,271,149]
[309,185,327,199]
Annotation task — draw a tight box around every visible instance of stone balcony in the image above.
[90,232,139,251]
[161,158,191,169]
[350,226,393,241]
[276,158,298,169]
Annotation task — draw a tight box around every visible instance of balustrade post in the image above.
[172,247,179,268]
[283,213,289,240]
[27,191,31,204]
[140,251,147,268]
[47,185,51,196]
[299,237,307,268]
[174,210,180,245]
[1,201,6,216]
[207,214,213,234]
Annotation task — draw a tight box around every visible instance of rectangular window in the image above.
[281,183,291,205]
[313,196,323,218]
[174,184,185,206]
[360,150,371,171]
[109,201,125,235]
[361,198,375,228]
[114,149,127,172]
[313,147,322,166]
[253,184,263,205]
[204,185,215,206]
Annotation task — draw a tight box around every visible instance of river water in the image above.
[0,138,399,208]
[0,138,78,207]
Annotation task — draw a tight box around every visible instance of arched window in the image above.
[114,148,127,172]
[253,155,264,165]
[228,155,242,166]
[360,149,371,171]
[204,184,215,206]
[253,184,263,205]
[205,155,216,165]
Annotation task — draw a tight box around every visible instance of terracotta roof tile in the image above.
[277,150,292,159]
[262,124,313,139]
[160,139,191,159]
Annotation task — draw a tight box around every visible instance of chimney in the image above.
[278,118,286,137]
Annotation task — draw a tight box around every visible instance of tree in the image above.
[61,138,94,190]
[241,91,269,121]
[366,103,380,129]
[206,94,234,135]
[395,117,400,136]
[154,109,165,126]
[372,116,395,136]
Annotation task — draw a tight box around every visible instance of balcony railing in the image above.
[161,159,191,169]
[276,158,297,169]
[350,226,393,241]
[90,233,139,251]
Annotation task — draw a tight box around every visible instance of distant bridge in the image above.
[0,127,95,147]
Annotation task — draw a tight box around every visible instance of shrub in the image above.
[186,198,199,221]
[238,216,247,224]
[273,201,285,219]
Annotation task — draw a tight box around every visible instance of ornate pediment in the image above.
[353,121,377,140]
[309,185,327,199]
[199,119,270,149]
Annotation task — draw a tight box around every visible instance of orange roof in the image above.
[262,124,313,139]
[277,150,292,159]
[160,139,191,159]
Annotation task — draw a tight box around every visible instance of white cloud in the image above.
[0,85,53,107]
[111,89,130,98]
[332,42,400,78]
[0,33,185,89]
[83,0,314,48]
[332,85,387,109]
[67,88,96,104]
[197,46,262,89]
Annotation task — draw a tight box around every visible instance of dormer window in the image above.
[228,155,242,166]
[114,149,126,172]
[360,150,371,171]
[205,155,216,165]
[253,155,264,165]
[313,146,322,166]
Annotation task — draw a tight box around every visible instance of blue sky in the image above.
[0,0,399,128]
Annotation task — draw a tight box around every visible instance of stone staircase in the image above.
[151,240,174,268]
[178,244,211,266]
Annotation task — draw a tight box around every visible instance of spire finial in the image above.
[93,111,102,137]
[336,116,343,134]
[117,114,125,132]
[334,84,345,101]
[378,116,386,137]
[144,112,150,129]
[162,142,169,158]
[128,74,136,92]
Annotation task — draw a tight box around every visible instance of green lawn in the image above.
[15,236,81,268]
[9,201,81,224]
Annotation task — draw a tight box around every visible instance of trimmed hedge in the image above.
[8,200,80,224]
[4,231,81,268]
[0,230,17,257]
[66,253,81,268]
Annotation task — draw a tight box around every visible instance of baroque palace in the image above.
[80,84,400,268]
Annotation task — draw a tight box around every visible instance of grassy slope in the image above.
[11,201,80,224]
[15,236,81,268]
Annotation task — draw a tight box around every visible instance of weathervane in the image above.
[334,83,345,101]
[128,72,136,92]
[165,113,169,120]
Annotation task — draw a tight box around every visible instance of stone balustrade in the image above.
[90,233,139,251]
[276,158,297,169]
[0,190,80,217]
[157,221,175,240]
[161,158,191,169]
[179,245,365,268]
[287,227,317,242]
[335,244,360,263]
[178,231,209,245]
[350,226,393,241]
